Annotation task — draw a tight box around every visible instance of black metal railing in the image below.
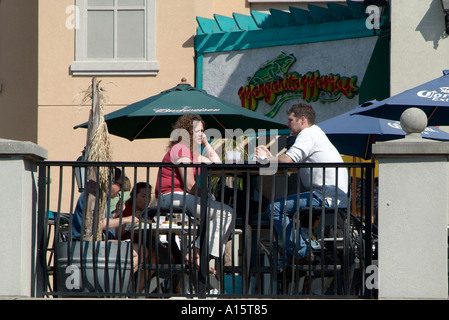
[34,160,376,299]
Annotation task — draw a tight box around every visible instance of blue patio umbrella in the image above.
[318,109,449,160]
[350,71,449,126]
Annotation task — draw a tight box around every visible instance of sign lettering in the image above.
[238,53,359,118]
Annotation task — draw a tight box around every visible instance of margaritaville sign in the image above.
[237,53,360,118]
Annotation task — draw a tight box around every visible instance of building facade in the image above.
[1,0,449,208]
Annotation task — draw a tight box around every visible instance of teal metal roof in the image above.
[195,1,389,54]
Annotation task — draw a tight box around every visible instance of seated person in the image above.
[155,113,234,272]
[72,168,137,240]
[119,181,153,293]
[71,168,142,275]
[255,103,348,262]
[109,175,131,214]
[119,182,152,240]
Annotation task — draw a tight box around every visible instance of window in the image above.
[70,0,159,76]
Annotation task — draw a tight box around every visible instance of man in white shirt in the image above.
[256,103,348,260]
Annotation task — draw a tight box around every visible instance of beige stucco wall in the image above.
[36,0,250,211]
[390,0,449,95]
[37,0,251,162]
[0,0,38,143]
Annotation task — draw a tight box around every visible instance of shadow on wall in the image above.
[416,0,448,49]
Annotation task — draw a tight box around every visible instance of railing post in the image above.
[198,164,208,297]
[362,162,375,298]
[35,163,48,297]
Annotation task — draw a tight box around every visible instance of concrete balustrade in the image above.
[0,139,47,297]
[373,108,449,299]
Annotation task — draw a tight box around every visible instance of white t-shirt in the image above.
[285,125,348,207]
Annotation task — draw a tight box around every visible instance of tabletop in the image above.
[127,221,197,235]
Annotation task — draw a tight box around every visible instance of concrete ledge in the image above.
[373,138,449,158]
[0,139,48,160]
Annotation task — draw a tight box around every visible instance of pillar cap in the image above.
[400,107,427,140]
[0,139,48,160]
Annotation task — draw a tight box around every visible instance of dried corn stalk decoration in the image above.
[79,77,113,241]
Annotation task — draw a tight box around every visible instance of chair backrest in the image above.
[55,212,72,242]
[296,207,347,239]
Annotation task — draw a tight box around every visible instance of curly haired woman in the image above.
[155,114,234,272]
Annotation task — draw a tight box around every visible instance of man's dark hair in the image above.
[286,103,316,125]
[113,167,122,183]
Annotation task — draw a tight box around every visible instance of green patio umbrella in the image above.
[74,78,286,141]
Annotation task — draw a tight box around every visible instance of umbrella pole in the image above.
[364,134,371,161]
[133,116,156,140]
[211,115,236,138]
[428,106,438,122]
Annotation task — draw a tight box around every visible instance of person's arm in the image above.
[277,153,294,163]
[199,135,221,163]
[102,215,137,231]
[168,143,200,195]
[255,145,294,163]
[176,157,200,195]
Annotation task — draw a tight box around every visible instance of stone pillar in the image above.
[373,108,449,299]
[0,139,47,297]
